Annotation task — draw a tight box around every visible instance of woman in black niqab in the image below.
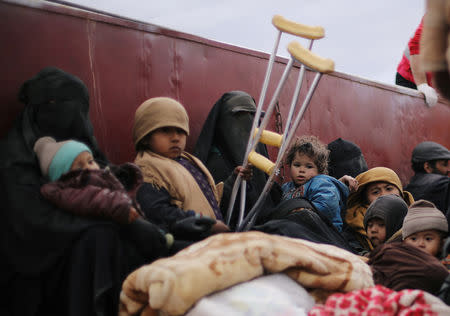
[193,91,282,229]
[0,67,164,316]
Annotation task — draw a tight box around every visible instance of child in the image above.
[345,167,415,251]
[34,136,142,224]
[34,136,173,257]
[402,199,448,258]
[364,194,409,249]
[132,97,251,237]
[281,135,349,232]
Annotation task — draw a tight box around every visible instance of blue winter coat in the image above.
[281,175,349,231]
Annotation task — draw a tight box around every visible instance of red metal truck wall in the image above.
[1,0,449,185]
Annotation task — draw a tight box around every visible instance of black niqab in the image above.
[193,91,281,227]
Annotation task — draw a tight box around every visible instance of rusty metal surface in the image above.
[1,0,449,184]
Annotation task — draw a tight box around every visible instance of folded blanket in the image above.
[119,231,373,316]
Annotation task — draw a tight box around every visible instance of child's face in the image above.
[70,151,100,171]
[404,229,443,257]
[366,218,386,247]
[289,153,318,186]
[365,181,401,204]
[147,126,187,159]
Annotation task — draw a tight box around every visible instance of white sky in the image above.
[66,0,425,85]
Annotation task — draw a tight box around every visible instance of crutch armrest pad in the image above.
[288,41,335,73]
[272,15,325,39]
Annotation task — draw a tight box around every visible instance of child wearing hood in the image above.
[281,135,351,232]
[345,167,414,251]
[363,194,409,251]
[132,97,252,239]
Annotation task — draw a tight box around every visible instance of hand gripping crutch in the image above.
[225,15,325,227]
[236,42,335,232]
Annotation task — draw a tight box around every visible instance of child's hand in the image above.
[339,175,359,193]
[211,220,231,234]
[234,164,253,181]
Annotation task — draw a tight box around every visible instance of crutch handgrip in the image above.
[288,41,335,73]
[248,151,275,175]
[254,128,283,147]
[272,15,325,40]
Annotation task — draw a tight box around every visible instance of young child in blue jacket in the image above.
[281,135,350,231]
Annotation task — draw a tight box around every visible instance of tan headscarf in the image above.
[132,97,189,147]
[345,167,414,250]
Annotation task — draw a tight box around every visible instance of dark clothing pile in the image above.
[405,172,449,213]
[253,198,355,253]
[369,242,449,296]
[0,67,166,316]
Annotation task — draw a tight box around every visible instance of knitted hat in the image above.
[133,97,189,147]
[402,200,448,239]
[411,141,450,163]
[34,136,92,181]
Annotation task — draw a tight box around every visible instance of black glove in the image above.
[123,218,168,260]
[170,216,216,241]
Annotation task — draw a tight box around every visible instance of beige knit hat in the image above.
[132,97,189,147]
[402,200,448,239]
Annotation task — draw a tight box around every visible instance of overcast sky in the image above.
[67,0,425,85]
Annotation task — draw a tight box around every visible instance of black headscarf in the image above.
[16,66,107,162]
[328,138,368,179]
[194,90,260,180]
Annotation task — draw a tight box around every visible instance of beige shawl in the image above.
[135,151,223,219]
